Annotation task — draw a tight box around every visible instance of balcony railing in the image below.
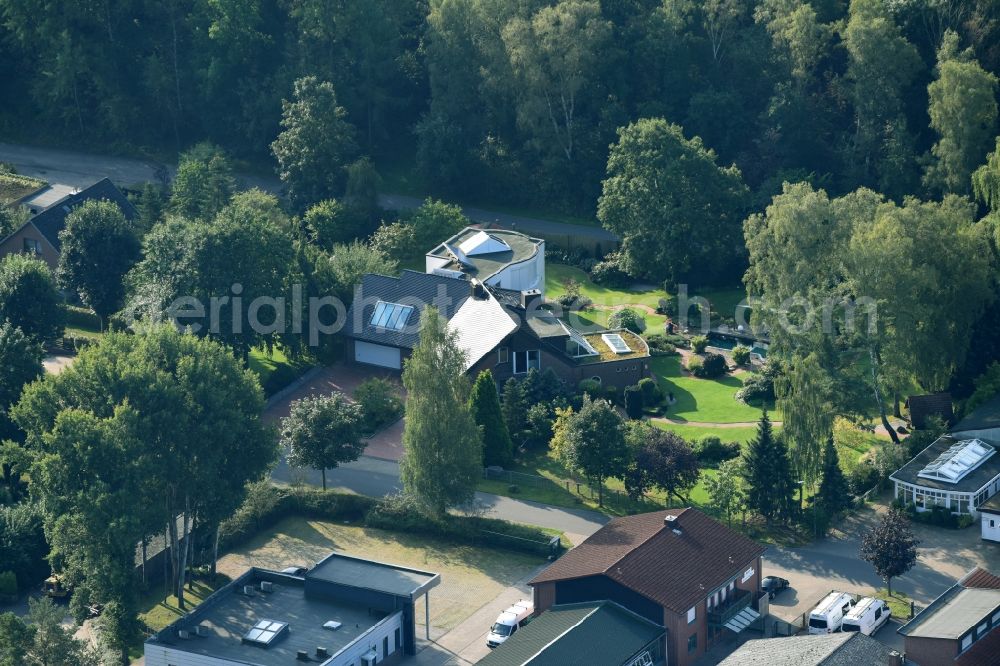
[708,588,752,627]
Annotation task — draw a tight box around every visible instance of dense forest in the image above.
[2,0,999,216]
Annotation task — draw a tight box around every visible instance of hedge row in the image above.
[218,484,561,558]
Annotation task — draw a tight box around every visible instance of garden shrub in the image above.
[354,377,403,433]
[0,570,16,603]
[686,356,704,375]
[691,352,727,378]
[262,362,306,397]
[732,344,752,366]
[644,334,677,355]
[901,503,974,529]
[0,501,49,588]
[736,359,781,404]
[608,308,645,334]
[604,385,619,406]
[578,378,602,399]
[637,377,662,406]
[589,252,630,288]
[693,435,741,466]
[624,386,643,419]
[691,335,709,353]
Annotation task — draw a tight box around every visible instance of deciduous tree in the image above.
[0,255,64,343]
[169,143,237,221]
[553,395,628,506]
[271,77,358,210]
[623,423,700,502]
[599,119,748,286]
[281,393,365,490]
[707,458,746,527]
[0,323,43,442]
[860,506,918,596]
[400,307,482,516]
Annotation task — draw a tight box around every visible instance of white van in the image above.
[841,597,891,635]
[808,592,856,634]
[487,600,534,648]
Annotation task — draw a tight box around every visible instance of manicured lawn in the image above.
[652,421,761,444]
[216,516,545,632]
[650,355,778,423]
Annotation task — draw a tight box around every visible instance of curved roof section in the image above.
[427,226,543,281]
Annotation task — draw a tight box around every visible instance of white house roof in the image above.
[459,230,512,256]
[448,292,518,371]
[917,439,995,484]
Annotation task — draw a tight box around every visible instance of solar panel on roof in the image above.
[602,333,632,354]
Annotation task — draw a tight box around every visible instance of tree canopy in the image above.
[281,393,365,490]
[0,254,64,343]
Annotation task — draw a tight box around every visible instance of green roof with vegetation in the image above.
[477,601,663,666]
[0,171,45,205]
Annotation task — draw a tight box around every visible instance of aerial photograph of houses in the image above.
[4,2,1000,666]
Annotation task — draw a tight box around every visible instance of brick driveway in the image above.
[264,362,406,461]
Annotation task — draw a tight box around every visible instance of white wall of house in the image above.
[486,243,545,297]
[982,513,1000,542]
[425,254,450,273]
[145,645,231,666]
[893,477,1000,518]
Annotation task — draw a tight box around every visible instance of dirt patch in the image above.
[216,516,544,632]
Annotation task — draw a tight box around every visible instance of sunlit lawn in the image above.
[650,355,778,423]
[652,421,761,445]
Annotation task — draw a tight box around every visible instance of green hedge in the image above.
[219,484,561,558]
[0,570,17,602]
[63,305,101,331]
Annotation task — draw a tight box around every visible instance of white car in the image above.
[841,597,891,635]
[487,600,534,648]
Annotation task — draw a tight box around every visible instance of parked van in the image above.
[808,592,856,634]
[841,597,891,635]
[487,600,534,648]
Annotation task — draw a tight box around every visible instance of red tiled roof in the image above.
[956,626,1000,665]
[530,508,766,614]
[961,567,1000,590]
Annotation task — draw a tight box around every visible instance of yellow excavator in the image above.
[43,573,71,599]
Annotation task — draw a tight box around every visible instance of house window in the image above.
[395,628,401,649]
[383,636,389,656]
[687,633,697,653]
[961,633,973,651]
[23,238,41,255]
[687,607,696,624]
[978,621,988,637]
[498,347,509,364]
[512,350,540,374]
[991,519,996,528]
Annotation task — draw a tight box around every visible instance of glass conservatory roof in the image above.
[917,439,996,484]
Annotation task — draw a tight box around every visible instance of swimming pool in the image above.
[707,332,768,357]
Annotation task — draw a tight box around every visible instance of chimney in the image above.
[886,651,903,666]
[296,649,310,661]
[665,514,682,534]
[470,280,488,300]
[521,289,542,314]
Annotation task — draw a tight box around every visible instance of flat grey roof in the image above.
[428,227,543,281]
[146,570,395,666]
[890,435,1000,493]
[23,183,75,208]
[307,552,439,600]
[899,587,1000,639]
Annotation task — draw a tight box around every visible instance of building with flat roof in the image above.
[898,567,1000,666]
[144,552,439,666]
[425,227,545,297]
[890,435,1000,517]
[477,601,665,666]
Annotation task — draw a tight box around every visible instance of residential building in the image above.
[529,508,766,666]
[477,601,665,666]
[980,494,1000,542]
[953,393,1000,440]
[425,227,545,297]
[897,567,1000,666]
[0,177,137,270]
[716,632,895,665]
[906,393,953,430]
[343,269,649,389]
[144,552,439,666]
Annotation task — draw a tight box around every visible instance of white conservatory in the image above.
[891,436,1000,517]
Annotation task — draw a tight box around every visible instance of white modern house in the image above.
[425,227,545,297]
[981,496,1000,542]
[890,394,1000,518]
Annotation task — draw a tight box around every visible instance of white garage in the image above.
[354,341,402,369]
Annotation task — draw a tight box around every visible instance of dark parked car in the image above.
[762,576,790,599]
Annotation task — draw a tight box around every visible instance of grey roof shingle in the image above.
[343,270,473,349]
[29,178,137,251]
[954,393,1000,434]
[717,633,892,665]
[476,601,664,666]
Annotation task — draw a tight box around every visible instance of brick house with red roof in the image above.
[529,508,766,666]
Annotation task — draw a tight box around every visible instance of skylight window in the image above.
[242,619,289,647]
[459,230,512,256]
[602,333,632,354]
[567,326,598,357]
[370,301,414,331]
[917,439,996,483]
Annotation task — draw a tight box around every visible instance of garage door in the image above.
[355,341,402,369]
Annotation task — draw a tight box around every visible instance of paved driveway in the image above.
[763,498,1000,626]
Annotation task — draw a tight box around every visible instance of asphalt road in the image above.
[272,454,609,542]
[0,142,615,242]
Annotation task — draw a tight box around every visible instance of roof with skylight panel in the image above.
[427,226,543,280]
[917,439,995,483]
[891,434,1000,492]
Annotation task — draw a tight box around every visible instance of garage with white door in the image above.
[355,340,402,369]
